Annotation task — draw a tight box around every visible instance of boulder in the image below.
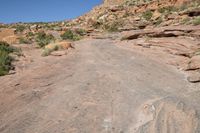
[186,55,200,70]
[121,28,186,40]
[187,73,200,83]
[58,41,74,49]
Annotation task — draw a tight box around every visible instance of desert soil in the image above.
[1,39,200,133]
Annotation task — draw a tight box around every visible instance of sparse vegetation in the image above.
[92,21,102,29]
[42,44,59,56]
[124,0,152,6]
[19,37,31,44]
[36,32,55,48]
[181,17,191,25]
[155,17,163,26]
[0,25,8,29]
[142,10,153,21]
[103,21,123,32]
[103,23,117,32]
[192,17,200,25]
[179,3,188,11]
[27,32,34,37]
[75,29,87,36]
[61,30,80,41]
[0,41,17,76]
[158,6,178,14]
[14,25,26,33]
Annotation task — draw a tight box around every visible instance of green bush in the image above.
[27,32,34,37]
[61,30,80,41]
[0,41,16,76]
[142,10,153,21]
[0,41,16,53]
[36,32,55,47]
[193,17,200,25]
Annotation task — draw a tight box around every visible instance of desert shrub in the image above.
[0,41,17,76]
[0,41,16,53]
[190,1,200,8]
[42,44,59,56]
[179,3,188,11]
[158,6,178,14]
[193,17,200,25]
[75,29,87,36]
[125,0,138,6]
[36,32,55,47]
[27,32,34,37]
[103,21,123,32]
[14,25,26,33]
[92,21,102,29]
[103,23,118,32]
[61,30,80,41]
[165,6,178,12]
[0,25,8,29]
[19,37,31,44]
[142,10,153,21]
[155,17,163,26]
[125,0,152,6]
[158,7,166,14]
[181,17,191,25]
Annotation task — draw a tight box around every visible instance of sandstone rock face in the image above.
[0,28,19,44]
[135,97,199,133]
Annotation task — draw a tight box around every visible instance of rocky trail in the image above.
[1,39,200,133]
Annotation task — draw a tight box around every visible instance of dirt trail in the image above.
[0,39,200,133]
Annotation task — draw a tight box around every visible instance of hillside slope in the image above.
[70,0,200,31]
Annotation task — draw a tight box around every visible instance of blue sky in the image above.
[0,0,102,23]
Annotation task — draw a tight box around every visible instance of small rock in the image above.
[8,70,16,75]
